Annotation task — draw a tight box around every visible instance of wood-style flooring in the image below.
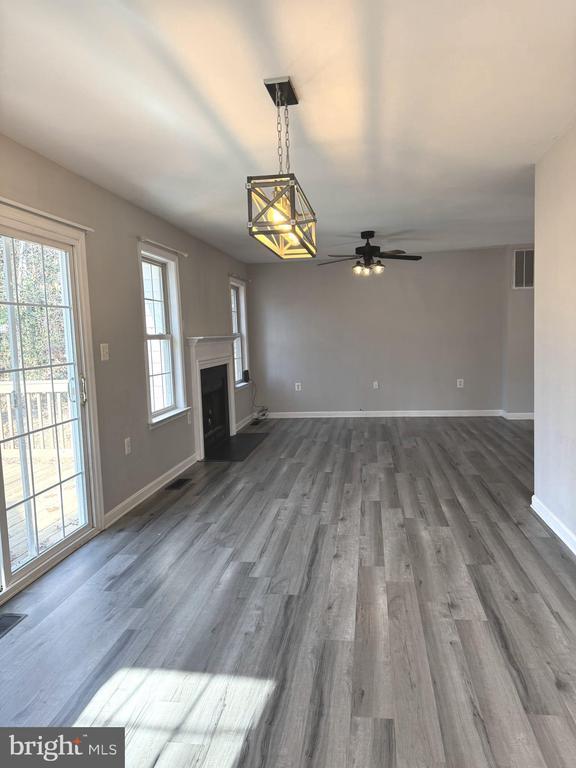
[1,417,576,768]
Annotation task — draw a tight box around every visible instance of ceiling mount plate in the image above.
[264,77,298,106]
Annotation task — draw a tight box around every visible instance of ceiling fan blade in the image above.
[318,257,358,266]
[379,254,422,261]
[381,249,407,255]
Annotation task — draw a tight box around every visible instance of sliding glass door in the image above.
[0,228,92,586]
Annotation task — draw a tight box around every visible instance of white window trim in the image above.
[230,277,249,388]
[149,405,190,429]
[138,242,187,425]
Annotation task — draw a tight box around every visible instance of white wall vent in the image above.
[513,249,534,289]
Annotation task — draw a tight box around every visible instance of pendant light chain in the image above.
[274,84,291,174]
[276,84,283,174]
[284,101,291,173]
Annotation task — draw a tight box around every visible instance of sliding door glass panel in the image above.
[35,485,64,554]
[6,502,35,571]
[29,427,60,494]
[2,436,32,509]
[61,475,86,536]
[0,371,28,438]
[0,233,89,576]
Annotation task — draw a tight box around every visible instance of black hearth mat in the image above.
[204,433,267,462]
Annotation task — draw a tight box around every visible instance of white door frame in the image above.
[0,202,104,603]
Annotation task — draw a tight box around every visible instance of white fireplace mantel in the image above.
[187,335,239,460]
[188,335,240,347]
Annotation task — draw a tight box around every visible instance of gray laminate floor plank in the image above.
[387,580,446,767]
[352,567,392,719]
[348,718,396,768]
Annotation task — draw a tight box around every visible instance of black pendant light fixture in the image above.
[247,77,317,259]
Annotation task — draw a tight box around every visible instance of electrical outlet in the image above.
[457,379,464,389]
[100,343,109,362]
[294,382,302,392]
[372,381,379,390]
[124,437,132,455]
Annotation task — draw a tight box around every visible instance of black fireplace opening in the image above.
[201,363,268,462]
[201,365,230,452]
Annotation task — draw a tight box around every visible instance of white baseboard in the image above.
[267,410,503,419]
[236,412,257,431]
[531,495,576,558]
[105,452,198,528]
[503,412,534,420]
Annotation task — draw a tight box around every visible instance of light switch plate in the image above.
[100,343,109,362]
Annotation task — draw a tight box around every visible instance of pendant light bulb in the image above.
[271,207,287,225]
[352,261,363,275]
[373,261,385,275]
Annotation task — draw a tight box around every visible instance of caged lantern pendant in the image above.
[247,77,317,259]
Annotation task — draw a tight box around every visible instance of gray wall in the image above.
[534,122,576,544]
[248,248,527,414]
[0,134,251,513]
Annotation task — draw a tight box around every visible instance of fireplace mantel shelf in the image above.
[187,335,239,346]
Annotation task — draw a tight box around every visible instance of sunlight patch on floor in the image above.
[73,668,275,767]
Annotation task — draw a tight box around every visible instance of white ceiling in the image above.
[1,0,575,262]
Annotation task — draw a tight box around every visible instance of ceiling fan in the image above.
[319,231,422,275]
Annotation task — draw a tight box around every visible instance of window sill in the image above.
[149,406,190,429]
[234,381,250,390]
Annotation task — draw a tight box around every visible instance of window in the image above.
[139,245,186,423]
[230,279,248,385]
[513,249,534,289]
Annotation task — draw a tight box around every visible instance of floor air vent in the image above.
[165,478,193,491]
[0,613,26,639]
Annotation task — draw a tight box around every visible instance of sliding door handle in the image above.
[80,375,88,407]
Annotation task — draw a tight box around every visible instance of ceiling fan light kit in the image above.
[353,259,385,276]
[247,77,317,260]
